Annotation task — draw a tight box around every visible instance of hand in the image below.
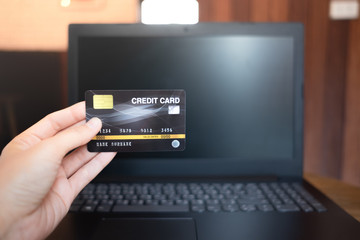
[0,102,116,240]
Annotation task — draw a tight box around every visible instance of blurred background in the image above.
[0,0,359,186]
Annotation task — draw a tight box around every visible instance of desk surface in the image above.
[305,173,360,222]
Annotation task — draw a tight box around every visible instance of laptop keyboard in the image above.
[70,182,326,213]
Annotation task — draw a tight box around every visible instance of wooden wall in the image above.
[198,0,360,186]
[342,18,360,186]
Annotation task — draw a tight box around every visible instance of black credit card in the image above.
[85,90,186,152]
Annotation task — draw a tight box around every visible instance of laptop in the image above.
[49,23,360,240]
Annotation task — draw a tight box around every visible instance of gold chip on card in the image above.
[93,95,113,109]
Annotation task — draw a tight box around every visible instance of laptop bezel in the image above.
[68,23,304,179]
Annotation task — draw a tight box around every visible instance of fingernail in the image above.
[87,117,101,129]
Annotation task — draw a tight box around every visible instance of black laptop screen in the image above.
[77,35,294,161]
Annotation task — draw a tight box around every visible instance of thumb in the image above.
[47,117,102,156]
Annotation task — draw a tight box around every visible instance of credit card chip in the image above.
[93,95,113,109]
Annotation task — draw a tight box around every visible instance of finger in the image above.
[69,152,116,196]
[62,145,98,178]
[55,120,86,142]
[47,117,102,157]
[5,120,88,158]
[61,119,86,132]
[19,102,86,143]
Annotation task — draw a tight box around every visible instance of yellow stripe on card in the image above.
[92,134,186,140]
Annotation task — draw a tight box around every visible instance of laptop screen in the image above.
[69,23,304,177]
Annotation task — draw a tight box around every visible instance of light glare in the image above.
[141,0,199,24]
[60,0,71,8]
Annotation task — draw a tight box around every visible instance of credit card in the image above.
[85,90,186,152]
